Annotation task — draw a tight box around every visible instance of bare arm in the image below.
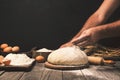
[96,20,120,39]
[60,0,120,48]
[71,20,120,47]
[71,0,120,41]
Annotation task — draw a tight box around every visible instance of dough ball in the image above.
[47,46,88,66]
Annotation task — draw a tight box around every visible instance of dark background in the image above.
[0,0,103,51]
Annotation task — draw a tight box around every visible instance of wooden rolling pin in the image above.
[88,56,115,65]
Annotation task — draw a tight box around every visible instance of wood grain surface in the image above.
[0,62,120,80]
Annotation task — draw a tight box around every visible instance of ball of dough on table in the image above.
[47,46,88,66]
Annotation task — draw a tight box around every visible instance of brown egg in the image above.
[3,46,12,53]
[0,55,4,63]
[35,56,45,62]
[12,46,20,52]
[2,59,11,66]
[0,43,8,49]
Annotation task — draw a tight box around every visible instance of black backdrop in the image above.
[0,0,103,51]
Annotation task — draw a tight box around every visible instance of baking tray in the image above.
[0,49,36,71]
[0,60,35,71]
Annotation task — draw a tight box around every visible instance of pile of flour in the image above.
[4,53,35,66]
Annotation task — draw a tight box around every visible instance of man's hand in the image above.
[71,27,101,47]
[60,27,101,48]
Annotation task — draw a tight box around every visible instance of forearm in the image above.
[70,13,107,42]
[70,0,120,42]
[96,20,120,40]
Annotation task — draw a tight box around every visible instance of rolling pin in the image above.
[88,56,115,65]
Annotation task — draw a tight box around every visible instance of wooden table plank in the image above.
[30,62,62,80]
[0,71,5,76]
[20,72,42,80]
[40,68,53,80]
[62,70,86,80]
[19,62,45,80]
[81,67,108,80]
[0,62,120,80]
[114,61,120,69]
[93,65,120,80]
[0,72,24,80]
[84,65,120,80]
[46,69,62,80]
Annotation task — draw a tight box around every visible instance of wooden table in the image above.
[0,61,120,80]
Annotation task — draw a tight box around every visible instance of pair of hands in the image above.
[60,27,101,48]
